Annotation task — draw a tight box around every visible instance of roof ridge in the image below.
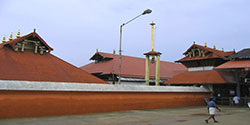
[96,51,178,64]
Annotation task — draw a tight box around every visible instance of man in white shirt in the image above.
[233,95,240,106]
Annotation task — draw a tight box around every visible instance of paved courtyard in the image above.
[0,106,249,125]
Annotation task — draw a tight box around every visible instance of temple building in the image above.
[216,48,250,97]
[164,42,236,93]
[165,42,250,103]
[80,51,187,85]
[0,30,107,84]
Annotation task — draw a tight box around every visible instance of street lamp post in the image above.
[118,9,152,85]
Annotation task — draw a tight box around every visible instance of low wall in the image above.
[0,80,210,119]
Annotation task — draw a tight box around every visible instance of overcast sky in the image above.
[0,0,249,67]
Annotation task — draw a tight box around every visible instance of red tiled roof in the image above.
[0,32,107,84]
[215,60,250,69]
[164,70,235,84]
[81,52,187,80]
[177,44,234,62]
[144,51,161,56]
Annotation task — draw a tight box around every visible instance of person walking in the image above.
[233,95,240,106]
[205,97,221,123]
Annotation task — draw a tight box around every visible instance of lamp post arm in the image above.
[122,14,143,27]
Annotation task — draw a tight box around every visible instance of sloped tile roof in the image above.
[164,70,235,84]
[228,48,250,60]
[144,51,161,56]
[215,60,250,69]
[81,52,187,80]
[0,32,107,84]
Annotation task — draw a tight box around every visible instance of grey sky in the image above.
[0,0,249,67]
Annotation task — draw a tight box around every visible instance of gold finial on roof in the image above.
[9,32,13,40]
[222,48,224,52]
[213,45,216,49]
[2,36,6,43]
[193,41,195,44]
[205,42,207,47]
[113,49,116,54]
[16,29,20,38]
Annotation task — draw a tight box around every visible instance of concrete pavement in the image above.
[0,106,249,125]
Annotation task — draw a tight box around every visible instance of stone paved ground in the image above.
[0,106,249,125]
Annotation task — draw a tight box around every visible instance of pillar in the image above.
[236,71,240,97]
[35,45,38,53]
[155,54,160,86]
[145,55,150,85]
[21,43,25,52]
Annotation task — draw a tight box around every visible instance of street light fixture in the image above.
[118,9,152,85]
